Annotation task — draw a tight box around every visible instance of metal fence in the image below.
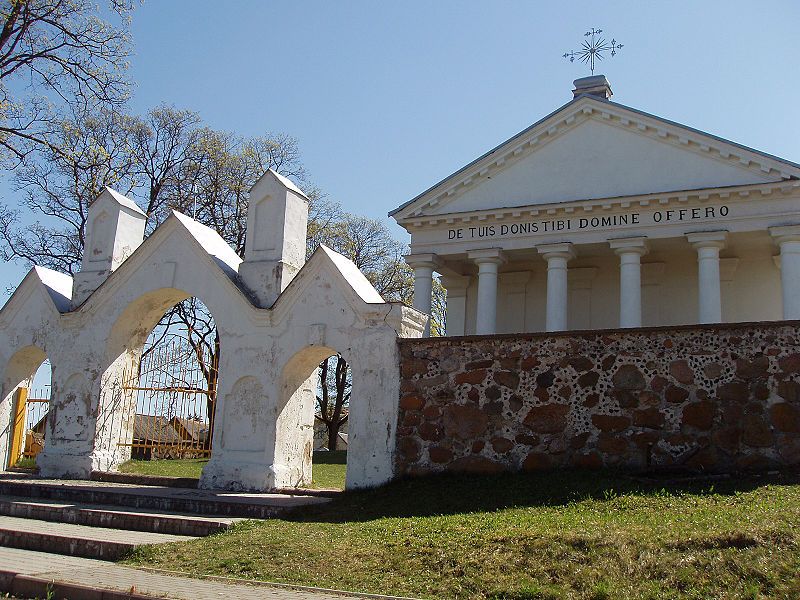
[117,336,217,459]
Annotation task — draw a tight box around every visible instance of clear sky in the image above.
[1,0,799,294]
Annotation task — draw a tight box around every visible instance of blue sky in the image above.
[2,0,799,294]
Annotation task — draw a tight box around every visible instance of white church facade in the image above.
[394,76,800,336]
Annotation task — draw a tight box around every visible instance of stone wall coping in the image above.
[399,319,800,347]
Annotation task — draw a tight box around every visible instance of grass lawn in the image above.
[118,451,348,490]
[125,469,800,600]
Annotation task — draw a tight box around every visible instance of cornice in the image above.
[394,96,799,223]
[401,179,800,231]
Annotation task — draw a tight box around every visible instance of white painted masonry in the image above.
[0,169,426,490]
[393,76,800,336]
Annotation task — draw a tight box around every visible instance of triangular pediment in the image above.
[392,96,800,221]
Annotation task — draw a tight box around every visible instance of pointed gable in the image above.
[316,245,384,304]
[271,244,386,321]
[33,266,73,312]
[0,266,74,319]
[391,95,800,221]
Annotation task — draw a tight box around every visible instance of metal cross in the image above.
[563,28,623,75]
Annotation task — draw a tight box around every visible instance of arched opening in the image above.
[312,353,351,487]
[95,289,222,475]
[278,345,353,490]
[2,346,49,470]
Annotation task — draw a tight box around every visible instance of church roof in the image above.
[389,91,800,221]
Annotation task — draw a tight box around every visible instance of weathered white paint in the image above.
[72,188,147,306]
[0,169,427,492]
[240,170,309,307]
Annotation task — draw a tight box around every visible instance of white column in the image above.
[687,232,727,324]
[609,237,648,328]
[405,253,441,336]
[467,249,506,335]
[538,243,575,332]
[440,275,469,336]
[770,226,800,320]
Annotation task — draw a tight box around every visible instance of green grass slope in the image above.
[125,469,800,599]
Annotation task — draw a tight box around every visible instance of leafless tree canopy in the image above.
[1,108,137,273]
[0,0,133,165]
[0,106,309,271]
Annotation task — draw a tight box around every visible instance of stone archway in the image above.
[273,344,341,488]
[98,288,225,469]
[1,345,48,469]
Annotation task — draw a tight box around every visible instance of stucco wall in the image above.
[396,321,800,476]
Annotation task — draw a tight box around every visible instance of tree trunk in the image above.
[327,420,340,452]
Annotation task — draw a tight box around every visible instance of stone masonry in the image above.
[396,321,800,475]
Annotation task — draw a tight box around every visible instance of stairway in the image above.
[0,474,331,561]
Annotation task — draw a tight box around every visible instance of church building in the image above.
[392,76,800,336]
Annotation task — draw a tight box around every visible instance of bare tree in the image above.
[129,105,202,226]
[0,0,134,165]
[316,354,350,452]
[0,108,137,273]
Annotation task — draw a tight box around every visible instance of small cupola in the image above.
[572,75,613,100]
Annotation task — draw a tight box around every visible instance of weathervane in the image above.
[563,28,623,75]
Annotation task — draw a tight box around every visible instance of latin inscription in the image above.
[447,205,730,240]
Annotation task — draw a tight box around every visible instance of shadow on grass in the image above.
[290,467,800,524]
[311,450,347,464]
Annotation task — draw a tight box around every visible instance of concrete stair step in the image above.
[91,470,199,489]
[0,496,241,536]
[0,515,194,561]
[0,476,331,519]
[91,470,343,498]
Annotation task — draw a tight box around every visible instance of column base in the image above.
[36,446,131,478]
[199,454,312,492]
[36,451,94,479]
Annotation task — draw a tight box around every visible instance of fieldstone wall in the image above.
[396,322,800,476]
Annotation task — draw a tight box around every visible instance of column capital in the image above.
[769,225,800,245]
[537,242,575,260]
[687,231,727,249]
[440,274,470,294]
[405,252,443,270]
[467,248,506,266]
[609,236,648,256]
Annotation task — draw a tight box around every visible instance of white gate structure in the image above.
[0,170,426,491]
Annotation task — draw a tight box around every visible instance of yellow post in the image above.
[9,387,27,468]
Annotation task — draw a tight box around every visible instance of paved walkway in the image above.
[1,547,411,600]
